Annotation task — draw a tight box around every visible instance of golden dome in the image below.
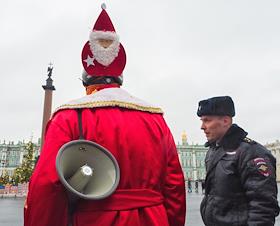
[182,131,187,145]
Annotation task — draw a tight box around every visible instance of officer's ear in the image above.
[222,116,232,127]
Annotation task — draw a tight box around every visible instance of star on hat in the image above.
[83,55,95,67]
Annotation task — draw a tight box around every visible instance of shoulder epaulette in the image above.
[243,137,256,144]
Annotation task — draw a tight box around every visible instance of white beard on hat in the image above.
[89,31,120,66]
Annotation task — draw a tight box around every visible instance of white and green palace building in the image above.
[176,132,207,181]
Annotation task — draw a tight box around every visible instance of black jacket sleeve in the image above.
[239,142,279,226]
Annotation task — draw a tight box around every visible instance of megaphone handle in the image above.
[77,109,85,140]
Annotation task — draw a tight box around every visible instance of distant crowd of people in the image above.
[187,179,205,194]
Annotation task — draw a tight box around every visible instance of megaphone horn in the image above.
[56,139,120,200]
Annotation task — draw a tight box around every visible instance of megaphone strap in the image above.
[77,189,164,211]
[77,109,85,140]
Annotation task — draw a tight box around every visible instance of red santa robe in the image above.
[24,87,186,226]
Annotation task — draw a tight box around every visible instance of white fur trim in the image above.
[54,88,163,114]
[90,31,119,41]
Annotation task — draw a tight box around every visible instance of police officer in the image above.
[195,180,199,193]
[187,179,192,193]
[197,96,279,226]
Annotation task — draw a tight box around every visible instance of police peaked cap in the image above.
[197,96,235,117]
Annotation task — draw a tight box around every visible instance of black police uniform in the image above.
[200,124,279,226]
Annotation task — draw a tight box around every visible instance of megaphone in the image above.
[56,139,120,200]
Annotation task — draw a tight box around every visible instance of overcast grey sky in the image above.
[0,0,279,145]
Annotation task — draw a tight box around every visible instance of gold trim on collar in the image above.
[55,100,163,114]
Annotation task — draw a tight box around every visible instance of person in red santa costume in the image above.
[24,4,186,226]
